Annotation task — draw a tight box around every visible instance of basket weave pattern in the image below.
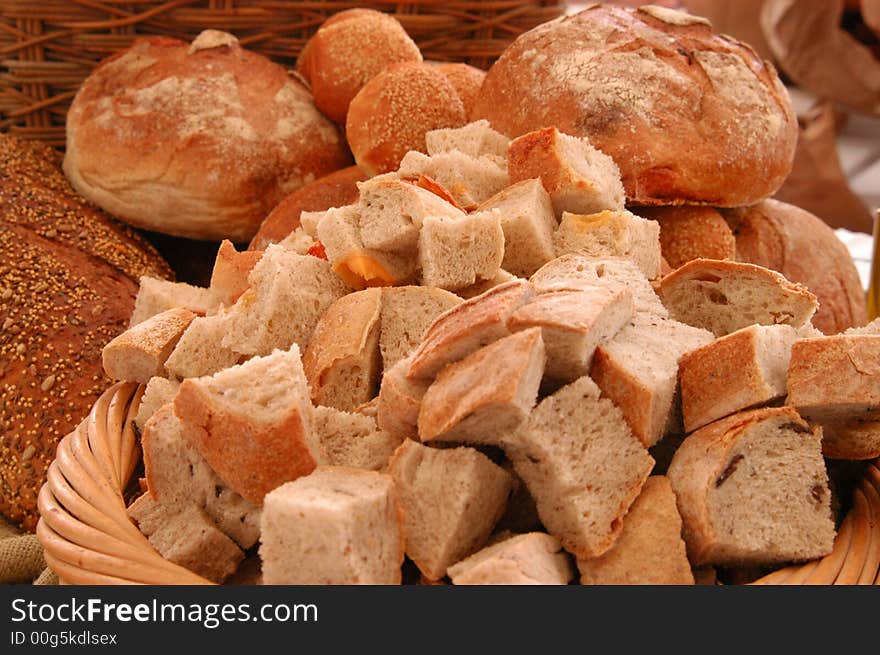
[35,383,880,585]
[0,0,566,145]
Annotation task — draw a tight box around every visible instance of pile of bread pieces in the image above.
[9,4,877,584]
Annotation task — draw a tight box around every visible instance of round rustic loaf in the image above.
[723,199,868,335]
[636,205,736,269]
[297,9,423,124]
[346,62,467,175]
[471,5,798,206]
[0,134,172,531]
[64,30,351,243]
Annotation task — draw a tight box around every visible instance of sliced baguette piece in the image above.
[447,532,573,585]
[397,150,509,211]
[786,334,880,422]
[504,375,654,559]
[418,209,505,291]
[259,467,404,585]
[508,284,633,381]
[387,440,512,580]
[379,286,462,370]
[590,313,714,447]
[127,493,243,584]
[576,476,694,585]
[679,324,799,432]
[656,259,819,337]
[210,240,264,307]
[102,308,195,383]
[407,279,534,380]
[820,418,880,460]
[134,376,180,433]
[477,178,557,277]
[302,288,382,412]
[554,210,661,280]
[174,345,319,504]
[142,405,260,548]
[164,314,240,380]
[377,355,429,441]
[425,120,510,159]
[507,126,625,217]
[455,269,517,300]
[667,407,835,566]
[130,276,218,326]
[418,328,546,446]
[313,405,404,471]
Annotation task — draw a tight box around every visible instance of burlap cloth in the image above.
[0,516,58,585]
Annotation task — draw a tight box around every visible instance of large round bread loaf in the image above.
[471,5,798,207]
[0,135,171,530]
[63,30,351,242]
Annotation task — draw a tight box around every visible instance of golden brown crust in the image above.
[435,62,486,117]
[636,205,736,269]
[472,5,797,206]
[723,199,868,335]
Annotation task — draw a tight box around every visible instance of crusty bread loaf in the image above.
[134,377,180,433]
[448,532,574,585]
[505,376,654,558]
[723,199,868,334]
[164,314,240,380]
[576,476,694,585]
[418,328,546,445]
[657,259,818,337]
[102,308,195,383]
[174,345,319,504]
[259,466,404,584]
[472,5,797,207]
[389,440,512,580]
[397,150,509,211]
[130,276,217,327]
[507,127,625,217]
[434,64,486,118]
[346,62,467,175]
[64,31,350,241]
[679,324,798,432]
[667,407,835,566]
[312,405,403,471]
[418,209,505,291]
[128,493,243,583]
[210,240,263,307]
[379,286,462,370]
[425,120,510,160]
[636,205,736,269]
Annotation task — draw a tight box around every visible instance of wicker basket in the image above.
[36,382,880,585]
[0,0,566,145]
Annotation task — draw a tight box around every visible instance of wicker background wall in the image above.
[0,1,566,146]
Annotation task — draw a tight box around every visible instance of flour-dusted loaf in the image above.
[448,532,574,585]
[576,476,694,585]
[679,324,799,432]
[312,405,404,471]
[259,467,404,584]
[130,276,217,326]
[667,407,835,566]
[102,308,195,383]
[657,259,818,337]
[388,440,512,580]
[505,376,654,558]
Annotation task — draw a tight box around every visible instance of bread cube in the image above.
[210,240,264,306]
[377,355,430,441]
[165,314,240,379]
[418,209,504,291]
[425,120,510,159]
[313,405,404,471]
[130,276,218,326]
[398,150,509,210]
[448,532,573,585]
[134,376,180,433]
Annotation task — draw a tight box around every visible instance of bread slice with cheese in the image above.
[425,120,510,160]
[418,209,505,291]
[102,307,195,383]
[130,276,218,326]
[448,532,574,585]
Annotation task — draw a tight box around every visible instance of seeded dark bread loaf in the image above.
[0,134,171,530]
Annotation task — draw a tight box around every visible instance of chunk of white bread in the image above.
[553,210,661,280]
[378,286,462,370]
[299,210,325,238]
[418,209,505,291]
[127,492,243,583]
[477,178,557,277]
[279,226,317,254]
[142,405,260,548]
[356,177,464,253]
[448,532,573,585]
[508,284,633,381]
[455,269,517,300]
[377,355,429,441]
[590,312,713,447]
[134,376,180,433]
[130,276,218,327]
[656,259,818,337]
[164,314,240,379]
[210,240,264,307]
[259,467,404,584]
[668,407,835,566]
[504,375,654,558]
[679,324,799,432]
[407,279,534,380]
[397,150,509,211]
[313,405,403,471]
[387,440,512,580]
[220,244,349,357]
[174,345,319,504]
[418,328,546,445]
[102,308,195,383]
[425,120,510,159]
[787,334,880,423]
[507,126,625,217]
[576,476,694,585]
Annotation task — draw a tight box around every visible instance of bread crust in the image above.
[637,205,735,269]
